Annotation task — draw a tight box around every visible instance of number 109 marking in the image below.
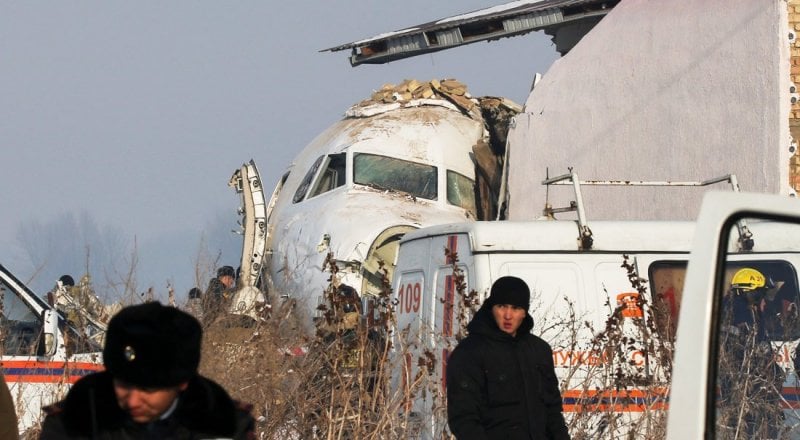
[398,282,421,314]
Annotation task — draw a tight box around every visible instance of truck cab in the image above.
[0,264,104,434]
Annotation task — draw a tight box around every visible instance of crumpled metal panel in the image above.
[433,29,464,47]
[325,0,617,66]
[386,34,426,54]
[503,8,563,33]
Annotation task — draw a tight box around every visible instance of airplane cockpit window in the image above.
[446,170,476,216]
[293,155,325,203]
[0,282,43,356]
[267,170,291,222]
[308,153,346,199]
[353,153,437,200]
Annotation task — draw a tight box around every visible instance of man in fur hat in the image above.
[446,276,569,440]
[40,302,254,439]
[203,265,237,323]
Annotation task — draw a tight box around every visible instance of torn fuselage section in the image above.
[235,79,518,332]
[323,0,619,66]
[228,160,269,321]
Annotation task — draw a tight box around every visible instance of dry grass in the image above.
[12,252,794,439]
[196,253,676,439]
[197,255,431,439]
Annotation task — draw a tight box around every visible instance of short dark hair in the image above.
[217,266,235,278]
[59,275,75,287]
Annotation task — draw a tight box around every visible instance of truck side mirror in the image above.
[41,309,59,357]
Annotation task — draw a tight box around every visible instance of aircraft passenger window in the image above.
[353,153,437,200]
[0,282,43,356]
[308,153,346,199]
[446,170,477,217]
[293,155,325,203]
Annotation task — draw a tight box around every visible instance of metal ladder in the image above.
[541,169,753,251]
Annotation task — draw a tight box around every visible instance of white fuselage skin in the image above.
[264,101,486,328]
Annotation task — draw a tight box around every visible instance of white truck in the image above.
[0,264,104,435]
[391,178,800,439]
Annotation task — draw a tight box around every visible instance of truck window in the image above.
[709,218,800,438]
[353,153,437,201]
[649,261,687,341]
[0,282,42,356]
[650,260,800,342]
[308,153,346,199]
[446,170,476,217]
[721,261,800,341]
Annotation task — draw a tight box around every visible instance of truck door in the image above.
[667,192,800,439]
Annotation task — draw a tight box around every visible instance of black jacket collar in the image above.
[52,371,240,437]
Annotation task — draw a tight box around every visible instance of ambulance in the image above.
[0,264,104,435]
[391,182,800,438]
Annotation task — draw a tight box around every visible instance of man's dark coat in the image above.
[446,303,570,440]
[40,372,254,439]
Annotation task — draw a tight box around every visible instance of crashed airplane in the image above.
[224,0,622,325]
[228,79,519,327]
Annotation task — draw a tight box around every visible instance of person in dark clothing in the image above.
[206,266,236,303]
[40,302,254,439]
[203,265,237,322]
[718,268,785,437]
[1,370,18,440]
[446,276,570,440]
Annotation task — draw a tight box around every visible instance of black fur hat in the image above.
[103,302,202,388]
[487,276,530,310]
[217,266,235,278]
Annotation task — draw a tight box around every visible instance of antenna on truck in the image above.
[541,171,754,251]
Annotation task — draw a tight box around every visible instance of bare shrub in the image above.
[550,255,672,439]
[8,249,716,439]
[198,252,437,439]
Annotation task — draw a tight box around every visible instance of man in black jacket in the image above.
[40,302,254,439]
[446,276,570,440]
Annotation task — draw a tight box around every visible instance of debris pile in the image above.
[353,78,523,221]
[352,78,485,118]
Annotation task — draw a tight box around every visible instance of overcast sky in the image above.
[0,1,558,300]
